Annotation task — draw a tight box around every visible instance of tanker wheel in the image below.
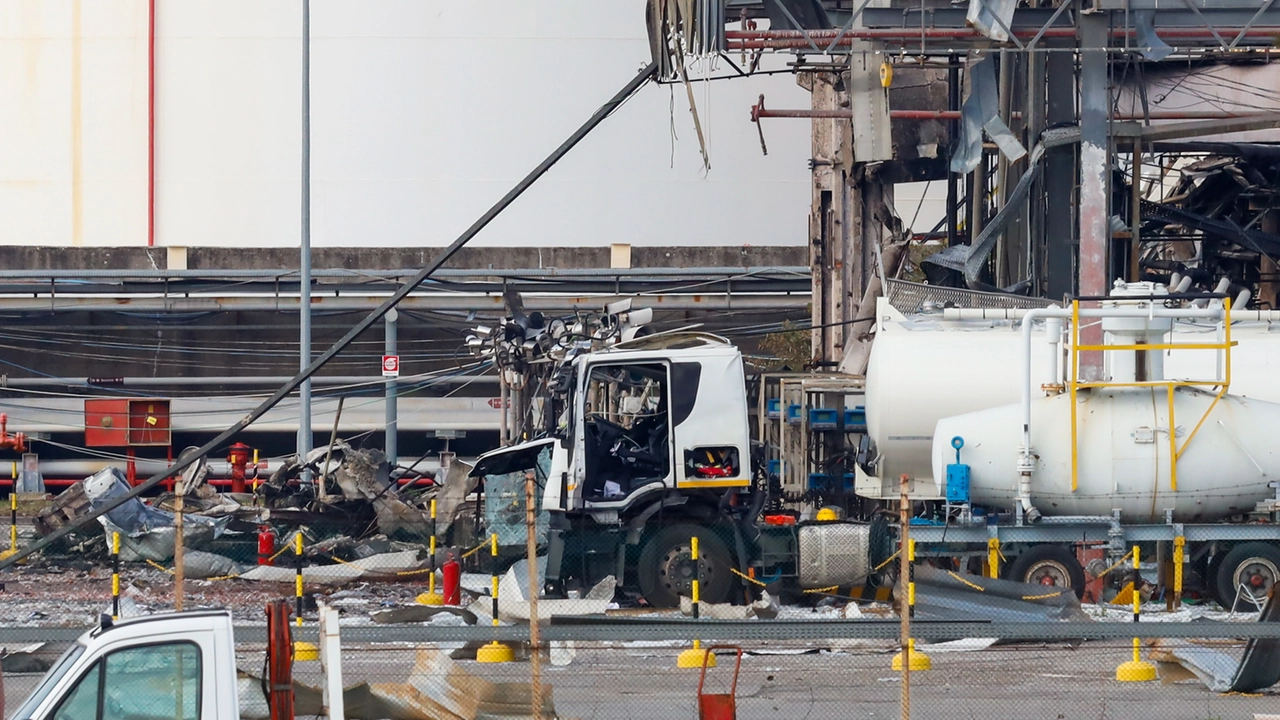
[1214,542,1280,611]
[637,523,736,608]
[1006,545,1086,600]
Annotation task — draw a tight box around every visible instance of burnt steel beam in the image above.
[861,6,1280,29]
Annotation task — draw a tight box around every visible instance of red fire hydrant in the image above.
[258,526,276,566]
[227,442,253,494]
[442,557,461,605]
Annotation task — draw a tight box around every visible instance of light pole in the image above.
[298,0,313,481]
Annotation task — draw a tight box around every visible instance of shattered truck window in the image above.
[484,445,551,547]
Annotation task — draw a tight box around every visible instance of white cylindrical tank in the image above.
[865,317,1053,487]
[867,315,1280,487]
[931,386,1280,522]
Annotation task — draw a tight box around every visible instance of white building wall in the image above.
[0,0,811,249]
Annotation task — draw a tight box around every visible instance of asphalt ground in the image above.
[7,640,1277,719]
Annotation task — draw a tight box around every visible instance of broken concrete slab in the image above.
[182,549,248,580]
[370,606,477,625]
[238,550,427,586]
[679,591,779,620]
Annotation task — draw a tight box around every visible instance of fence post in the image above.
[477,532,514,663]
[1115,545,1156,681]
[678,535,716,669]
[525,470,543,720]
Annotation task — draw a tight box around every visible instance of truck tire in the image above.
[637,523,736,608]
[1214,542,1280,611]
[1006,545,1086,600]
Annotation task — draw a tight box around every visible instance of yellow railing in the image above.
[1068,297,1234,492]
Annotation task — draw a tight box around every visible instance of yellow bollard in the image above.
[1115,545,1156,682]
[987,538,1000,579]
[111,532,121,620]
[677,536,716,669]
[417,499,444,606]
[892,539,932,671]
[293,532,319,661]
[1172,536,1185,609]
[477,533,514,663]
[1,492,16,560]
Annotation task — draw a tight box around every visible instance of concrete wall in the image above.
[0,0,810,249]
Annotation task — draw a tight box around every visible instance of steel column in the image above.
[1044,39,1075,301]
[1079,15,1110,380]
[385,308,398,464]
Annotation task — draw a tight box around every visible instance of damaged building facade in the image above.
[651,0,1280,369]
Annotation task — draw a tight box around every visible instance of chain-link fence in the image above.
[3,619,1278,719]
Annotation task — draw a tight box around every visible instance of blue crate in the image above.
[807,473,855,491]
[786,404,803,425]
[808,407,839,429]
[766,398,782,419]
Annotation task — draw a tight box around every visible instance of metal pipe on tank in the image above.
[1044,313,1063,388]
[1019,305,1225,520]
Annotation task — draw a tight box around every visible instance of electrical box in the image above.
[945,463,971,504]
[84,399,171,447]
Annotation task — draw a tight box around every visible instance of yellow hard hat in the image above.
[816,507,838,522]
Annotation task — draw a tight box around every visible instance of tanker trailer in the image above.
[863,284,1280,498]
[903,281,1280,606]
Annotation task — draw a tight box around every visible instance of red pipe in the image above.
[147,0,156,247]
[724,26,1280,49]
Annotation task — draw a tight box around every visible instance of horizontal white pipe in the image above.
[944,307,1280,322]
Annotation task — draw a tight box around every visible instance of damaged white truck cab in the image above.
[471,333,876,607]
[10,611,238,720]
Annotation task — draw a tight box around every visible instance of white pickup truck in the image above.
[8,611,240,720]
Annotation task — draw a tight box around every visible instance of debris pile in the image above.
[27,442,476,582]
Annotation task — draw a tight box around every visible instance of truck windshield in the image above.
[11,642,86,720]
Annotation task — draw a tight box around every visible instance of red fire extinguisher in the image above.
[258,526,276,566]
[442,558,461,605]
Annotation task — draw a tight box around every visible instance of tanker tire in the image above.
[1006,545,1086,600]
[637,523,736,609]
[1214,542,1280,611]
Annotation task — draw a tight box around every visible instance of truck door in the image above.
[41,641,202,720]
[672,353,751,489]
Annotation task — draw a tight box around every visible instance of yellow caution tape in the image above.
[145,559,175,575]
[459,539,491,560]
[947,570,987,592]
[1096,549,1135,579]
[730,567,768,587]
[873,549,900,573]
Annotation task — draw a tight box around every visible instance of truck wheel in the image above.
[637,523,736,608]
[1214,542,1280,611]
[1006,545,1086,600]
